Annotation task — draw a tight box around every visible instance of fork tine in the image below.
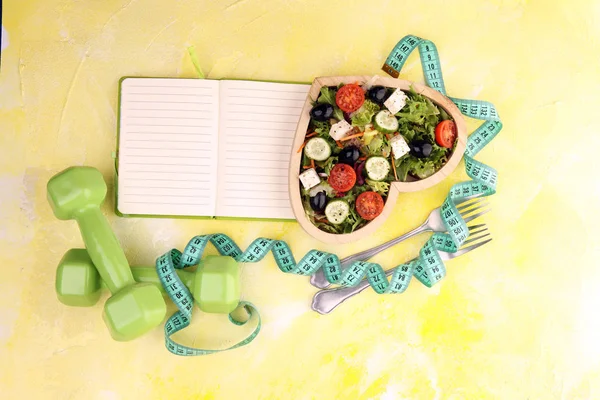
[467,226,488,237]
[460,202,489,216]
[456,197,487,211]
[451,238,493,258]
[454,192,485,205]
[456,195,484,205]
[462,208,491,223]
[457,201,489,215]
[459,205,490,221]
[466,223,486,231]
[462,232,491,246]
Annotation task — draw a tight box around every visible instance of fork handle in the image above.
[311,267,396,314]
[309,222,429,289]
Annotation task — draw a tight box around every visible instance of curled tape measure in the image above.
[156,241,260,356]
[159,35,501,355]
[381,34,501,286]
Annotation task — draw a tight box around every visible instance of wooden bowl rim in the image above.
[288,75,467,244]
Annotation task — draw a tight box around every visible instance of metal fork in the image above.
[311,231,492,314]
[310,195,491,289]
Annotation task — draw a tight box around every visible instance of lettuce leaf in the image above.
[395,157,412,181]
[339,185,369,203]
[412,160,437,179]
[351,100,380,126]
[318,156,338,175]
[312,120,330,135]
[362,126,378,145]
[396,97,440,125]
[366,134,384,155]
[317,87,336,105]
[365,179,390,196]
[439,107,451,121]
[346,206,366,233]
[394,155,445,181]
[333,107,344,121]
[381,145,391,158]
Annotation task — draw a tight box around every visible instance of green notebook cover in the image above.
[114,76,310,222]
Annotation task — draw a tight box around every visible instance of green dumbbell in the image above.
[56,248,241,314]
[47,167,167,341]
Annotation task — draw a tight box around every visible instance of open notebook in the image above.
[116,78,310,220]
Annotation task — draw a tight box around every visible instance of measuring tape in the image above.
[156,241,261,356]
[382,34,501,284]
[157,35,502,355]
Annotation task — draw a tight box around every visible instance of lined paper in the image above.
[117,78,219,216]
[216,80,310,220]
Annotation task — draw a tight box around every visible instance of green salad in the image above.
[297,81,457,234]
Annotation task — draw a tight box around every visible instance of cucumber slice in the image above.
[373,110,399,133]
[365,156,391,181]
[325,200,350,225]
[304,137,331,161]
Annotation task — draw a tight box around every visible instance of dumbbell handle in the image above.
[121,267,195,294]
[78,207,135,293]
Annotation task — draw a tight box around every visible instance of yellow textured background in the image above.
[1,0,600,398]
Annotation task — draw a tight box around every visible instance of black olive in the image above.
[310,103,334,121]
[343,112,352,124]
[410,140,433,158]
[309,191,327,212]
[338,146,360,165]
[367,85,389,104]
[355,161,366,185]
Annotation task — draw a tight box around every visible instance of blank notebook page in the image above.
[117,78,220,216]
[216,80,310,220]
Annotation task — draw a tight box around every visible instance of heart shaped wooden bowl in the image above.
[288,76,467,244]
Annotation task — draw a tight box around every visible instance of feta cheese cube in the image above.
[390,135,410,159]
[329,120,354,141]
[299,168,321,190]
[384,88,408,115]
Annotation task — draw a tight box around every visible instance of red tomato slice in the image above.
[435,120,457,148]
[328,164,356,192]
[355,191,384,220]
[336,84,365,113]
